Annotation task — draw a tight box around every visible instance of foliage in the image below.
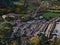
[0,16,3,21]
[20,17,33,22]
[29,34,50,45]
[29,37,40,45]
[48,10,60,12]
[50,37,60,45]
[0,21,13,38]
[42,12,60,19]
[39,34,50,45]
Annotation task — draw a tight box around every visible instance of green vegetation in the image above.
[29,34,60,45]
[42,12,60,19]
[48,10,60,12]
[0,21,13,45]
[0,0,60,45]
[19,3,39,14]
[13,0,24,6]
[0,21,13,38]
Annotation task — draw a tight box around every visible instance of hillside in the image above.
[0,0,60,45]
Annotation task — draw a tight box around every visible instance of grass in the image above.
[13,0,24,6]
[42,12,60,19]
[13,2,24,6]
[48,10,60,12]
[18,13,27,16]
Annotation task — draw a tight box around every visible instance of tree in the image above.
[24,0,28,7]
[0,21,13,38]
[29,37,40,45]
[0,0,16,8]
[51,0,59,6]
[0,21,13,45]
[50,37,60,45]
[39,34,50,45]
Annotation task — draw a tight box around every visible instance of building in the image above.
[45,21,56,38]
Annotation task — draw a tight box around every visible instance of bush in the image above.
[0,21,13,38]
[29,37,39,45]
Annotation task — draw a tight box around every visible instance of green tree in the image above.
[51,0,59,6]
[29,37,40,45]
[50,37,60,45]
[0,21,13,45]
[38,34,50,45]
[0,21,13,38]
